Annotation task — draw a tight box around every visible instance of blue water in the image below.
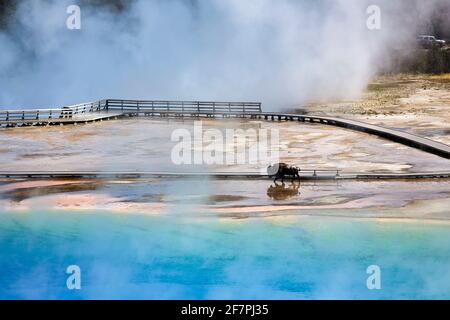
[0,211,449,299]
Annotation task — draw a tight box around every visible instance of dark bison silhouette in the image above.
[267,163,300,183]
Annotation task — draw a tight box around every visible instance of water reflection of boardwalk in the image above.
[1,99,450,159]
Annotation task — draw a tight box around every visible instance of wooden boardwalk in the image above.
[256,112,450,159]
[1,99,450,159]
[0,111,123,126]
[0,170,449,180]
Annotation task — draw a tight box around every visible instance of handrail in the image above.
[0,99,261,122]
[0,108,65,113]
[105,100,261,115]
[106,99,261,105]
[105,99,262,112]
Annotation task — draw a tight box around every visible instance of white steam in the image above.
[0,0,446,109]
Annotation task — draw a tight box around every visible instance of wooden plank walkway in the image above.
[1,99,450,159]
[0,99,260,126]
[0,170,449,180]
[256,112,450,159]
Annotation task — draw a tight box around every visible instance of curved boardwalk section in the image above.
[258,112,450,159]
[1,99,450,160]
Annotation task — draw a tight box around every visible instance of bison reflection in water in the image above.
[267,181,301,200]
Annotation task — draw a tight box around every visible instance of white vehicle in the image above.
[417,35,446,48]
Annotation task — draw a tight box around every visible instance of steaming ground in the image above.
[303,74,450,145]
[1,117,450,173]
[1,73,449,220]
[1,113,450,222]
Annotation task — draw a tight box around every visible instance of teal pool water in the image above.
[0,211,449,299]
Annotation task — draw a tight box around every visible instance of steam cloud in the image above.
[0,0,447,109]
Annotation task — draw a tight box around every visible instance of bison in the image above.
[267,163,301,183]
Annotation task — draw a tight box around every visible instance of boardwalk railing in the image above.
[105,99,262,114]
[0,100,107,122]
[65,100,108,115]
[0,99,261,123]
[0,108,71,121]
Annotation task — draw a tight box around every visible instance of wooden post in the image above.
[6,111,9,121]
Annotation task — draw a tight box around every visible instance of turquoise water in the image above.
[0,211,449,299]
